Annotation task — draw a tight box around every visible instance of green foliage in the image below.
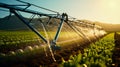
[0,31,42,53]
[60,33,115,67]
[60,54,83,67]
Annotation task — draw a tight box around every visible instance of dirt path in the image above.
[112,32,120,67]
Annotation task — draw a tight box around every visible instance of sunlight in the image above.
[108,0,117,8]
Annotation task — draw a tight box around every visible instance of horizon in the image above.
[1,15,120,25]
[0,0,120,24]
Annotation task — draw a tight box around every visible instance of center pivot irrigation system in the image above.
[0,0,105,51]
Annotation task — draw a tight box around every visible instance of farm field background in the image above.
[0,16,119,67]
[0,29,106,67]
[0,30,120,67]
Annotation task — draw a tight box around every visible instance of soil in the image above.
[112,32,120,67]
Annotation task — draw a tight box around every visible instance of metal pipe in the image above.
[0,3,60,19]
[53,13,65,43]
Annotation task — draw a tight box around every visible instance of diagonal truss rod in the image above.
[10,9,48,43]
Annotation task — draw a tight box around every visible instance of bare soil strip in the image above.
[112,32,120,67]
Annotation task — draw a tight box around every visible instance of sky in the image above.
[0,0,120,24]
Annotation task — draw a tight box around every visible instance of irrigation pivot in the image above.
[0,0,105,50]
[0,0,108,66]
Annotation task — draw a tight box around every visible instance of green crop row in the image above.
[0,31,81,53]
[59,33,115,67]
[0,31,43,53]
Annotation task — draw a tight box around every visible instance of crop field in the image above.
[0,27,119,67]
[0,30,106,67]
[0,22,118,67]
[0,31,119,67]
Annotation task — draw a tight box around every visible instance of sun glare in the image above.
[108,0,117,8]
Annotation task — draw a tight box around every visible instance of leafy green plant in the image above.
[60,33,115,67]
